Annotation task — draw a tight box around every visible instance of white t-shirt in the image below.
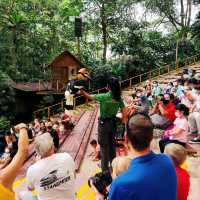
[26,153,76,200]
[171,118,189,143]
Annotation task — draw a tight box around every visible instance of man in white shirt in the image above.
[26,132,76,200]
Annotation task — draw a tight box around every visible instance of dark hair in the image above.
[176,104,189,116]
[189,78,197,85]
[127,113,153,151]
[90,139,97,145]
[108,77,121,101]
[177,79,185,86]
[5,131,12,136]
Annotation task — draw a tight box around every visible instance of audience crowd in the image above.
[0,68,200,200]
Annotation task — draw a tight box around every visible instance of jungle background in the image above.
[0,0,200,128]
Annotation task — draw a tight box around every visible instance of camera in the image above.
[88,170,112,197]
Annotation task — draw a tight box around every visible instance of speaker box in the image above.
[75,17,82,37]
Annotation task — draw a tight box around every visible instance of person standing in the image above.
[109,114,177,200]
[81,77,126,171]
[0,123,29,200]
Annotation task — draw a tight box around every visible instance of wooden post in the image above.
[56,80,59,92]
[149,72,152,80]
[73,97,76,110]
[48,107,51,119]
[139,75,142,83]
[129,78,132,87]
[168,65,170,74]
[39,80,41,91]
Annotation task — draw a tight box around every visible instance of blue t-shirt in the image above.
[108,152,177,200]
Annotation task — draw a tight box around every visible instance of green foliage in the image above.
[0,116,10,131]
[0,71,15,119]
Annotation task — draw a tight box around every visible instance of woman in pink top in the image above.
[159,104,189,153]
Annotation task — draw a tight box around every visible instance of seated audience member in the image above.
[164,82,173,94]
[188,83,200,143]
[152,81,162,98]
[0,124,29,200]
[176,79,184,98]
[151,94,176,129]
[26,132,76,200]
[46,122,59,150]
[109,113,177,200]
[165,144,190,200]
[159,104,189,153]
[89,139,100,161]
[179,86,193,109]
[34,119,41,134]
[5,131,18,158]
[61,112,71,131]
[0,147,11,164]
[134,95,150,115]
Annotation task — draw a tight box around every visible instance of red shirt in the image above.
[164,102,176,121]
[176,166,190,200]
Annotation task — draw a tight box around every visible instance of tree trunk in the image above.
[180,0,185,26]
[100,2,107,63]
[187,0,192,27]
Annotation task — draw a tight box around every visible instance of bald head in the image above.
[127,114,153,151]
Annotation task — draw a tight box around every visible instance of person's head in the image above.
[168,82,173,87]
[111,156,131,179]
[173,81,178,87]
[47,122,53,131]
[178,79,184,86]
[175,104,189,118]
[90,139,97,148]
[162,93,170,106]
[153,81,158,87]
[35,132,54,158]
[126,113,153,152]
[107,77,121,101]
[164,143,187,167]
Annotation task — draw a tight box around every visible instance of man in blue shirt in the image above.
[109,113,177,200]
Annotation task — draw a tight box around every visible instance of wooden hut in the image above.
[49,50,84,91]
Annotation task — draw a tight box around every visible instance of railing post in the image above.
[139,75,142,83]
[73,97,76,110]
[48,107,50,119]
[129,78,132,87]
[39,80,41,91]
[56,80,59,92]
[168,65,170,74]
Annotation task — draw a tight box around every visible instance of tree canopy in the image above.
[0,0,200,123]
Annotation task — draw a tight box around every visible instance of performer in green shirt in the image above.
[81,77,125,171]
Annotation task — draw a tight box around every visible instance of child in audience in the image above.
[111,156,132,178]
[164,143,190,200]
[159,103,189,153]
[89,139,100,161]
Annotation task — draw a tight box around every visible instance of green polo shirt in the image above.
[94,92,125,118]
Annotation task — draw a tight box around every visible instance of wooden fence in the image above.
[33,54,200,119]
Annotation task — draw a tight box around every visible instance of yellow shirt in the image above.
[0,184,15,200]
